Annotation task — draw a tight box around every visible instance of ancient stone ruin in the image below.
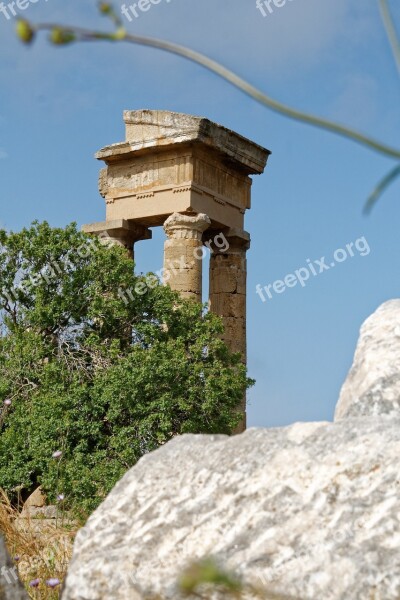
[3,111,400,600]
[83,110,270,430]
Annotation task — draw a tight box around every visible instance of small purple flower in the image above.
[29,578,40,588]
[3,399,11,406]
[46,578,60,588]
[14,555,20,562]
[57,494,65,502]
[52,450,62,459]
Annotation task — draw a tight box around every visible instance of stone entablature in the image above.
[105,109,268,173]
[95,110,269,230]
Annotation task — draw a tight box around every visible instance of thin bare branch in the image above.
[25,22,400,161]
[364,163,400,213]
[379,0,400,77]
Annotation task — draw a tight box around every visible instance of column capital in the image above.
[164,213,211,241]
[82,219,152,258]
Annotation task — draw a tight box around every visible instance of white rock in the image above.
[0,535,28,599]
[62,418,400,600]
[335,300,400,420]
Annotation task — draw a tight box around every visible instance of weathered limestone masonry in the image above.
[163,212,211,300]
[83,110,270,429]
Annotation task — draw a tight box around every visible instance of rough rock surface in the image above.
[0,535,28,599]
[335,300,400,420]
[19,486,57,519]
[62,417,400,600]
[62,301,400,599]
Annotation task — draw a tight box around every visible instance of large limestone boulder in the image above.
[0,535,28,600]
[62,300,400,600]
[62,417,400,600]
[335,300,400,420]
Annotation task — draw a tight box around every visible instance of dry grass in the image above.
[0,489,78,599]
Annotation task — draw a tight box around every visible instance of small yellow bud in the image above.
[98,2,112,14]
[16,19,35,44]
[112,27,126,40]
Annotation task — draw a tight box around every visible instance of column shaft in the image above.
[209,233,249,432]
[163,213,211,301]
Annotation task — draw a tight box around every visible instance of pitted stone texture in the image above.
[0,535,28,599]
[98,168,108,199]
[210,294,246,320]
[61,419,400,600]
[335,300,400,420]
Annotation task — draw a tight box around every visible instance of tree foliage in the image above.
[0,222,252,513]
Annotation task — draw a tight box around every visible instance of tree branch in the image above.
[379,0,400,77]
[18,20,400,162]
[364,163,400,213]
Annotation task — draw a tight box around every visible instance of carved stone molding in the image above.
[98,168,108,199]
[163,212,211,241]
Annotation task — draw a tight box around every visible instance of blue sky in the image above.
[1,0,399,427]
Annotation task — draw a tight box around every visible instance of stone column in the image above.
[209,230,250,432]
[82,219,152,262]
[163,213,211,300]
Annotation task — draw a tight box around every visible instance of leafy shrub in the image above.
[0,222,252,514]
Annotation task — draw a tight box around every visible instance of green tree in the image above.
[0,222,251,514]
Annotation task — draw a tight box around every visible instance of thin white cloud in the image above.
[0,148,8,159]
